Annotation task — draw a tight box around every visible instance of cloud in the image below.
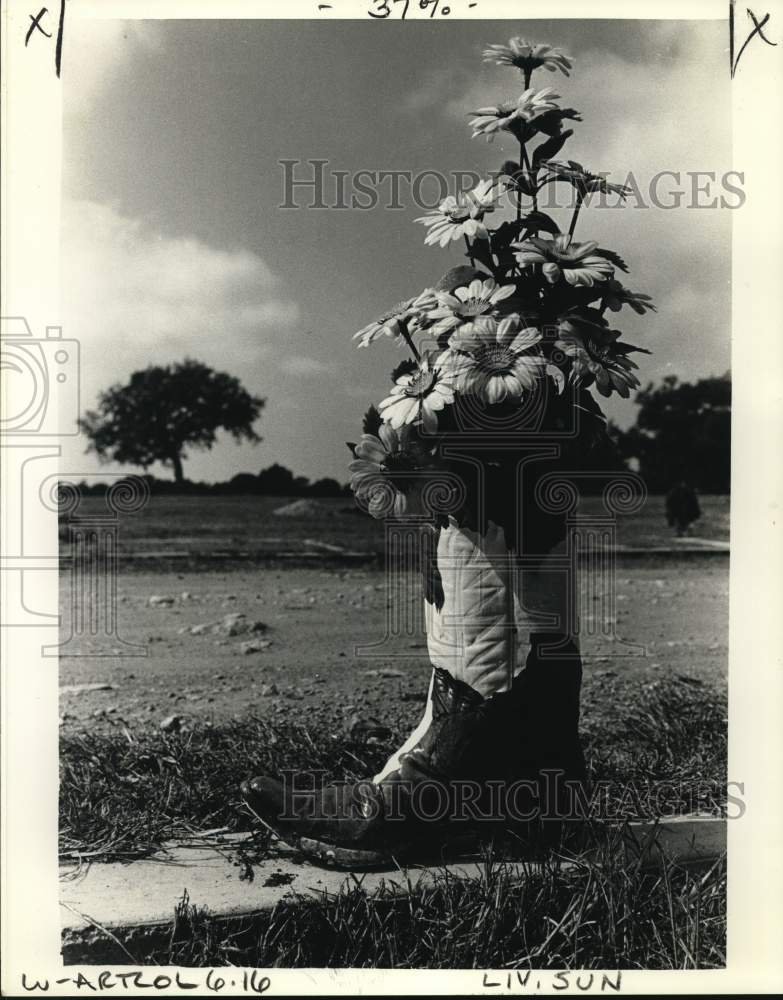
[64,18,163,117]
[278,356,338,377]
[405,22,730,177]
[61,198,301,396]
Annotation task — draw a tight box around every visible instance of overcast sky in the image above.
[60,17,732,484]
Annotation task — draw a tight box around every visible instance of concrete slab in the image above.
[60,816,725,963]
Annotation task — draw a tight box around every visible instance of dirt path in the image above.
[58,560,728,739]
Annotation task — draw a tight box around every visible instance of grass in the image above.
[61,493,730,563]
[163,852,726,969]
[60,676,726,862]
[60,676,727,968]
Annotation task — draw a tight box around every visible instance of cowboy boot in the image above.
[242,518,586,867]
[242,665,523,867]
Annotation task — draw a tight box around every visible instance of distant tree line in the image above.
[77,358,730,497]
[612,373,730,494]
[73,464,350,498]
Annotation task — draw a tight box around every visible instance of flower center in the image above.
[404,370,436,396]
[446,204,472,222]
[457,297,492,319]
[476,344,516,374]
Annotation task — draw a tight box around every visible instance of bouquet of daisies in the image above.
[349,37,653,531]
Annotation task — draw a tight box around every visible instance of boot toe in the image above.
[241,775,286,826]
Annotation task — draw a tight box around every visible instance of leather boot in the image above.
[242,667,522,868]
[241,649,586,868]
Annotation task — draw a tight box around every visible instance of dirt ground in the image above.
[59,558,728,740]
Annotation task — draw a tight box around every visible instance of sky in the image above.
[60,17,732,484]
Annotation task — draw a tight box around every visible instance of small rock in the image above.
[160,714,183,732]
[181,591,193,600]
[284,687,305,700]
[60,683,115,695]
[261,683,279,696]
[241,639,273,655]
[220,613,268,637]
[149,595,175,607]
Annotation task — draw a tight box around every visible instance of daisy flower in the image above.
[352,288,437,348]
[482,38,573,78]
[468,98,520,140]
[545,160,632,200]
[414,179,507,248]
[446,315,544,405]
[514,234,615,287]
[428,277,516,337]
[555,319,642,399]
[515,87,562,122]
[378,352,456,434]
[469,88,561,141]
[349,425,412,518]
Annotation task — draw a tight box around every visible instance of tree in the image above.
[78,359,265,483]
[310,477,343,497]
[256,463,311,495]
[615,374,730,493]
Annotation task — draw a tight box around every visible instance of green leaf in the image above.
[433,265,489,292]
[390,358,418,382]
[614,340,652,356]
[520,211,561,235]
[362,405,382,435]
[499,160,523,177]
[532,129,573,169]
[596,248,630,273]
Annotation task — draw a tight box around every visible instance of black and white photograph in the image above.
[1,0,782,993]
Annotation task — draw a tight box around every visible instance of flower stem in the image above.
[520,142,538,214]
[464,234,475,267]
[398,320,420,363]
[568,190,583,238]
[486,230,500,280]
